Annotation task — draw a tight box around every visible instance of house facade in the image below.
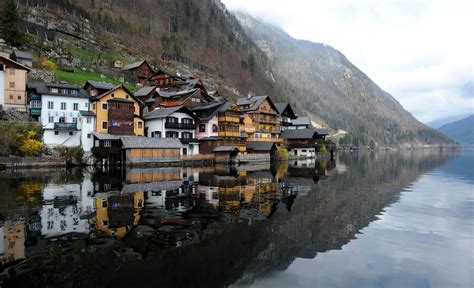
[236,96,282,142]
[91,85,144,137]
[275,103,298,131]
[0,56,30,111]
[143,106,199,156]
[36,83,91,148]
[121,60,154,85]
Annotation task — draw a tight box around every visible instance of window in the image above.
[73,117,77,123]
[69,131,73,136]
[48,116,54,123]
[50,88,59,93]
[71,90,78,95]
[54,131,59,135]
[92,103,96,110]
[48,101,54,109]
[101,199,108,208]
[165,131,179,138]
[31,100,41,108]
[73,103,79,111]
[102,220,108,226]
[9,82,14,88]
[212,124,218,133]
[61,89,68,94]
[9,68,15,75]
[9,95,13,99]
[87,134,91,139]
[84,102,89,108]
[151,131,162,138]
[125,95,129,99]
[111,93,115,98]
[199,124,206,133]
[86,117,91,124]
[61,102,66,110]
[102,121,108,129]
[166,117,178,123]
[102,103,107,110]
[182,118,193,124]
[183,148,187,155]
[17,95,21,100]
[104,140,111,147]
[59,117,66,123]
[182,132,193,139]
[138,121,142,128]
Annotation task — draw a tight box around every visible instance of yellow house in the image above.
[0,55,30,111]
[90,85,144,136]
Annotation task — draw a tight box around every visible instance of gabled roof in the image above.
[121,137,183,149]
[83,80,116,91]
[143,105,197,120]
[191,101,224,112]
[274,103,297,119]
[79,110,95,117]
[314,128,329,136]
[26,81,89,98]
[134,86,157,98]
[122,60,148,71]
[292,116,311,126]
[0,55,31,71]
[92,132,121,140]
[236,95,278,113]
[93,85,142,105]
[246,141,277,152]
[158,88,198,99]
[281,128,317,139]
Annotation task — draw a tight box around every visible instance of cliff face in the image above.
[16,0,453,146]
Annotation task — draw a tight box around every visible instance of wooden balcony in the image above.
[108,125,134,135]
[218,131,241,138]
[218,116,240,123]
[108,109,134,118]
[180,138,199,144]
[165,122,196,129]
[247,137,284,143]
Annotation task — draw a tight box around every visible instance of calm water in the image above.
[0,150,472,287]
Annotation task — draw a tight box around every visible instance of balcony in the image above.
[218,116,240,123]
[179,138,199,144]
[218,131,241,138]
[247,137,284,143]
[165,122,196,129]
[108,109,134,119]
[54,122,77,130]
[108,125,134,135]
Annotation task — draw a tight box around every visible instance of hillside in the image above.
[427,114,473,129]
[438,115,474,145]
[9,0,454,146]
[234,12,453,147]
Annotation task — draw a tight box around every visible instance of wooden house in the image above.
[121,60,154,85]
[134,85,159,108]
[274,103,298,131]
[121,137,183,165]
[150,88,214,109]
[147,68,187,91]
[281,128,329,158]
[0,55,30,111]
[236,95,282,142]
[90,85,144,136]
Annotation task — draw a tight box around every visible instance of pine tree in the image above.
[0,0,24,47]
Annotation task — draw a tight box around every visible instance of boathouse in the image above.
[121,137,183,165]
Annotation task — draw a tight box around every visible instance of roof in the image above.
[292,116,311,126]
[143,105,197,120]
[158,88,198,99]
[281,128,317,139]
[92,132,121,140]
[236,95,277,113]
[246,141,276,152]
[134,86,157,98]
[121,137,183,149]
[26,81,89,98]
[213,146,239,152]
[12,51,33,60]
[0,55,31,71]
[274,103,297,119]
[84,80,115,91]
[191,101,224,112]
[122,61,146,71]
[314,128,329,136]
[93,85,142,105]
[79,110,95,117]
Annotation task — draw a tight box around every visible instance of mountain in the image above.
[427,114,473,129]
[13,0,453,146]
[233,12,453,147]
[438,115,474,144]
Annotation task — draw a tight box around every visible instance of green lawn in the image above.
[54,70,137,92]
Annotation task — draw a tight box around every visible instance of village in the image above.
[0,53,331,166]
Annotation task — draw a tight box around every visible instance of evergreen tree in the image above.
[0,0,24,47]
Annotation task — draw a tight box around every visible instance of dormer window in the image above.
[71,90,78,95]
[51,88,59,93]
[61,89,68,94]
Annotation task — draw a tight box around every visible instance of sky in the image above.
[221,0,474,123]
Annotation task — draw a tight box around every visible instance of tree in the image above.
[0,0,24,46]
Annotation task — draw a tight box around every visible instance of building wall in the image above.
[78,115,96,152]
[196,116,218,139]
[289,147,316,158]
[92,87,143,135]
[43,129,80,147]
[125,148,181,164]
[3,67,27,109]
[0,70,4,106]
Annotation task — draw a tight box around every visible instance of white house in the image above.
[78,110,96,152]
[143,105,200,156]
[31,83,92,149]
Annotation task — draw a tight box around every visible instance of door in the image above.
[183,148,187,155]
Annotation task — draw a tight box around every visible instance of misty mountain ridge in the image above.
[13,0,453,147]
[427,114,473,129]
[438,115,474,145]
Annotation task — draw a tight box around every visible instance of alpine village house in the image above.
[18,53,330,165]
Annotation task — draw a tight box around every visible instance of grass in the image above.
[70,48,133,66]
[54,70,137,92]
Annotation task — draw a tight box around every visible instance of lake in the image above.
[0,150,472,287]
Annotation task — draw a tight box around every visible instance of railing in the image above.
[109,109,134,118]
[108,126,134,135]
[165,122,196,129]
[247,137,284,143]
[179,138,199,144]
[54,122,77,130]
[218,116,240,123]
[218,131,241,138]
[256,117,279,124]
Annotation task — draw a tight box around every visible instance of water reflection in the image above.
[0,151,458,287]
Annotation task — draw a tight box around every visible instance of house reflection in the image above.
[0,223,26,265]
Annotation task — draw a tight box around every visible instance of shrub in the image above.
[19,139,42,156]
[274,145,288,161]
[41,59,57,71]
[57,146,85,164]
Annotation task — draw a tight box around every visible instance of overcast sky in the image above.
[222,0,473,123]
